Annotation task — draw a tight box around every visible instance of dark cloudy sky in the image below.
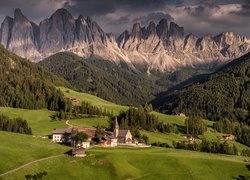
[0,0,249,37]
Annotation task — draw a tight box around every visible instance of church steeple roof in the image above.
[114,117,119,129]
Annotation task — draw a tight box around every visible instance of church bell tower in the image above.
[113,117,119,138]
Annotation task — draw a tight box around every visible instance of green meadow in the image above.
[0,131,70,174]
[69,116,109,128]
[1,146,249,180]
[58,87,129,115]
[0,107,67,135]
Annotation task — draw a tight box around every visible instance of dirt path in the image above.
[0,155,63,178]
[66,120,73,128]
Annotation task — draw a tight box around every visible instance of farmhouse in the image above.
[113,118,132,144]
[52,128,72,143]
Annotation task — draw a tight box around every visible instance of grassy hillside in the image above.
[69,117,109,128]
[2,147,249,180]
[0,131,70,174]
[0,107,67,135]
[155,52,250,122]
[58,87,128,115]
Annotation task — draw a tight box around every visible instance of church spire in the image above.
[113,117,119,138]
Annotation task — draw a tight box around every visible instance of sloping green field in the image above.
[0,107,67,135]
[0,131,70,174]
[1,146,249,180]
[58,87,129,115]
[69,116,109,128]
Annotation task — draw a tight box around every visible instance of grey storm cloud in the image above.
[63,0,169,16]
[108,15,131,25]
[133,12,174,26]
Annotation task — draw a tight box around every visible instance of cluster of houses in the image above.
[52,118,134,157]
[182,133,236,145]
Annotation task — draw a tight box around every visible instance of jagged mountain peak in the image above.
[52,8,71,16]
[0,8,250,72]
[3,16,14,22]
[50,8,74,23]
[156,18,168,38]
[131,22,142,38]
[14,8,25,19]
[147,21,157,36]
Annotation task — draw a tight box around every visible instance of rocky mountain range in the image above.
[0,8,250,72]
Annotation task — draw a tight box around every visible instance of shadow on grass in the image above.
[64,149,72,156]
[246,164,250,171]
[233,175,250,180]
[233,165,250,180]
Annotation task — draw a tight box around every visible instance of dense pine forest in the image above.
[156,53,250,123]
[39,52,211,106]
[0,45,71,110]
[115,107,178,134]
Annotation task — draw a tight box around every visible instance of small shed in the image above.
[72,147,86,157]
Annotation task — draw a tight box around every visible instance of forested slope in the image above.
[156,53,250,123]
[0,45,70,110]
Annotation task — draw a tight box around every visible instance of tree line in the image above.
[0,115,32,135]
[173,139,238,155]
[53,101,113,120]
[185,116,207,136]
[113,107,178,134]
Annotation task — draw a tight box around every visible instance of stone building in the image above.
[113,118,132,144]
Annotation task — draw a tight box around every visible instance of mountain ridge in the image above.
[0,8,250,72]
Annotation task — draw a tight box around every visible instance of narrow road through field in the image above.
[0,154,63,178]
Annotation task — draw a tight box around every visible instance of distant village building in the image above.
[100,136,118,147]
[52,128,72,143]
[176,113,186,117]
[113,118,132,144]
[222,134,235,140]
[72,147,86,157]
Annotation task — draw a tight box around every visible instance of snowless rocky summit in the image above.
[1,8,249,72]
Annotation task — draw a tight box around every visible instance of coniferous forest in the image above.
[115,107,178,134]
[0,45,71,111]
[156,52,250,123]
